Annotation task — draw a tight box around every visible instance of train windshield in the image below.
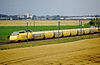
[11,32,19,35]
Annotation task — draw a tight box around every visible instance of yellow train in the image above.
[9,27,100,42]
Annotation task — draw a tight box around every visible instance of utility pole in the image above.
[27,22,28,43]
[58,21,60,40]
[79,20,82,35]
[33,18,35,31]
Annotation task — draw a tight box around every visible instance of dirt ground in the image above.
[0,20,89,26]
[0,38,100,65]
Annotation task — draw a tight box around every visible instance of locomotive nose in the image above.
[9,36,18,42]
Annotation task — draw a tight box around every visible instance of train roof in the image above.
[32,28,91,33]
[13,30,32,33]
[11,30,32,35]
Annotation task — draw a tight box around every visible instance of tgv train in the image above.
[9,27,100,42]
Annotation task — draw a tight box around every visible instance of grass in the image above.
[0,25,91,43]
[0,34,99,50]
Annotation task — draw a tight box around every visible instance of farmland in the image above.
[0,20,90,43]
[0,38,100,65]
[0,20,90,26]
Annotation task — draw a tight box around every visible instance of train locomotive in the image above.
[9,27,100,42]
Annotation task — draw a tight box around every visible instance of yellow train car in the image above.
[53,30,63,38]
[83,28,90,34]
[99,27,100,32]
[77,29,84,35]
[18,33,27,41]
[62,30,70,37]
[89,27,95,33]
[44,31,54,39]
[94,27,99,32]
[70,29,77,36]
[32,31,45,40]
[18,33,33,41]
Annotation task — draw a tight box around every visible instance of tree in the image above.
[89,19,95,25]
[89,18,100,27]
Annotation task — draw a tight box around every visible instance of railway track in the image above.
[0,33,100,46]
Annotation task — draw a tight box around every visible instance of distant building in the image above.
[0,14,10,20]
[26,12,32,20]
[32,15,38,20]
[38,16,47,20]
[9,15,26,20]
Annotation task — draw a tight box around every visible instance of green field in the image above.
[0,25,90,43]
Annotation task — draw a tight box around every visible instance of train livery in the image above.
[9,27,100,42]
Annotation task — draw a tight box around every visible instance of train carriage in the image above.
[83,28,90,34]
[99,27,100,32]
[53,30,63,38]
[32,31,45,40]
[44,31,54,39]
[94,27,99,32]
[89,27,96,33]
[70,29,77,36]
[62,30,71,37]
[77,29,84,35]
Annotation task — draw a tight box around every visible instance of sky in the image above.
[0,0,100,16]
